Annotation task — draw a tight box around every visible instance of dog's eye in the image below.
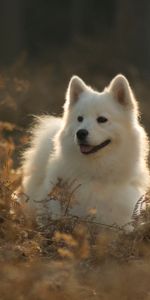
[77,116,83,122]
[97,116,108,123]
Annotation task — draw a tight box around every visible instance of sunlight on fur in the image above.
[21,74,150,227]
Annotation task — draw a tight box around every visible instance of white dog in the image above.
[21,74,149,226]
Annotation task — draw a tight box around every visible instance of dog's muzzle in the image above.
[79,139,111,154]
[76,129,111,155]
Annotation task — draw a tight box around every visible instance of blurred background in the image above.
[0,0,150,130]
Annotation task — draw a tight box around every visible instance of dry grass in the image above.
[0,122,150,299]
[0,51,150,298]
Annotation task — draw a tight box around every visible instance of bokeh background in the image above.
[0,3,150,298]
[0,0,150,131]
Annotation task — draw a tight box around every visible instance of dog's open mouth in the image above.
[79,139,111,155]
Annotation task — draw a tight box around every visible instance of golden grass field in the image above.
[0,49,150,299]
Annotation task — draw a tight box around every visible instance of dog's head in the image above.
[62,74,139,157]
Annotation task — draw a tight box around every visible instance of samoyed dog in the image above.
[21,74,149,226]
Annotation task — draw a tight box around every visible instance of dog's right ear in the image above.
[65,76,87,107]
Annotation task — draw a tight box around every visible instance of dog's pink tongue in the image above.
[80,145,93,154]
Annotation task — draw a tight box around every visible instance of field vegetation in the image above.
[0,49,150,299]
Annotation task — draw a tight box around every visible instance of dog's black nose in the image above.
[76,129,88,141]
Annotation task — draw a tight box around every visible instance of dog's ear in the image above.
[108,74,137,111]
[66,76,87,106]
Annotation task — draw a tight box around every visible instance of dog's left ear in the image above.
[66,76,87,107]
[108,74,137,111]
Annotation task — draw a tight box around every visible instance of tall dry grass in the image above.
[0,121,150,299]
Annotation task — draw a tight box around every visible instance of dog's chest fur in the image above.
[59,178,142,225]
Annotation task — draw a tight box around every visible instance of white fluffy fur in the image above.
[21,74,150,226]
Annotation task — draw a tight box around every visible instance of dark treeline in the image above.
[0,0,150,72]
